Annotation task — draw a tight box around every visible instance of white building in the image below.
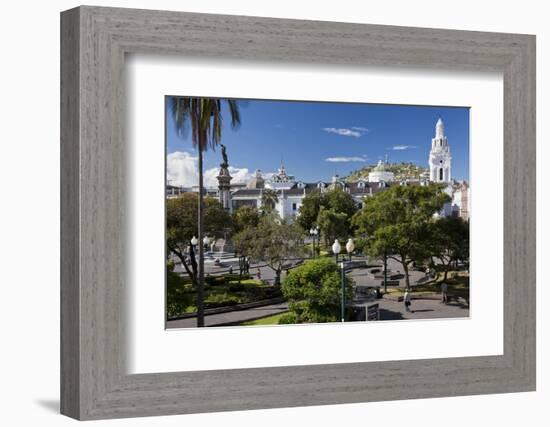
[429,118,452,183]
[229,165,380,221]
[171,118,469,221]
[368,160,395,183]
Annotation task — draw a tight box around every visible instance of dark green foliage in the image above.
[166,261,195,318]
[428,217,470,280]
[297,189,358,244]
[352,184,451,289]
[232,205,260,234]
[281,258,353,323]
[277,312,299,324]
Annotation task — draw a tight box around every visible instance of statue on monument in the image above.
[215,144,234,253]
[220,144,229,169]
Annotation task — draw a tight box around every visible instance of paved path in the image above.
[166,302,289,328]
[375,297,469,320]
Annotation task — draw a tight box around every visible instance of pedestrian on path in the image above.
[229,265,233,275]
[256,268,262,280]
[404,289,412,312]
[441,281,448,303]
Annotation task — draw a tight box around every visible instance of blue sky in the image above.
[165,97,469,188]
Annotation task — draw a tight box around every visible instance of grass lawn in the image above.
[240,312,289,326]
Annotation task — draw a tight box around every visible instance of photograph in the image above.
[164,97,470,328]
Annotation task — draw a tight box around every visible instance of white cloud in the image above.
[167,151,252,187]
[391,145,416,150]
[166,151,198,187]
[322,127,362,138]
[204,166,253,187]
[325,156,368,163]
[351,126,369,132]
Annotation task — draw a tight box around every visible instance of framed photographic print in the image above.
[61,5,536,420]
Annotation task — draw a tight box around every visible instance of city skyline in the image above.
[166,97,470,188]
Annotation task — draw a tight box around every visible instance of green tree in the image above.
[324,188,358,219]
[297,189,358,243]
[233,215,303,286]
[316,207,349,246]
[260,189,279,213]
[166,193,231,292]
[232,205,260,234]
[429,217,469,280]
[170,97,241,327]
[353,184,450,289]
[281,258,353,323]
[296,190,323,231]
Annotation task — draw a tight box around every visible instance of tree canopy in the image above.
[166,192,231,246]
[166,193,231,282]
[428,216,469,280]
[281,258,353,323]
[233,214,303,285]
[297,189,358,243]
[231,205,260,234]
[353,184,451,289]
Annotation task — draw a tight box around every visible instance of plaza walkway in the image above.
[166,301,289,329]
[375,297,469,320]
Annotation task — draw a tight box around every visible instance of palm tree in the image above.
[171,97,240,327]
[261,189,279,213]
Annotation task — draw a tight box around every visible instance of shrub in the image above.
[277,312,299,324]
[204,293,241,308]
[166,261,195,318]
[281,258,353,323]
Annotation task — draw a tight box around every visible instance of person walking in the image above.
[256,268,262,281]
[229,265,233,275]
[441,281,448,304]
[404,289,412,312]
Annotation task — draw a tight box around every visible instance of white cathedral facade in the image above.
[167,118,470,221]
[429,118,452,183]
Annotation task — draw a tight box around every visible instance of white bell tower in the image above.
[429,118,452,183]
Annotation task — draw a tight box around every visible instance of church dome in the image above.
[373,160,386,171]
[246,169,265,189]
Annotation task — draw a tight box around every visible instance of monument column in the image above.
[217,144,233,212]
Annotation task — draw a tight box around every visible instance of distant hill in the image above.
[346,162,429,182]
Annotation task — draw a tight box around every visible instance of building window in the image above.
[292,203,297,211]
[439,168,443,181]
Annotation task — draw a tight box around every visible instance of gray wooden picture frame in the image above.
[60,5,536,421]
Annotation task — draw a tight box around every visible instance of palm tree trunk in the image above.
[197,145,205,327]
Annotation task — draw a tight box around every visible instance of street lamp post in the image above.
[332,239,341,264]
[190,235,198,253]
[383,250,388,294]
[346,238,355,262]
[309,228,315,258]
[340,261,345,322]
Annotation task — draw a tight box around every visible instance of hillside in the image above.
[346,162,428,182]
